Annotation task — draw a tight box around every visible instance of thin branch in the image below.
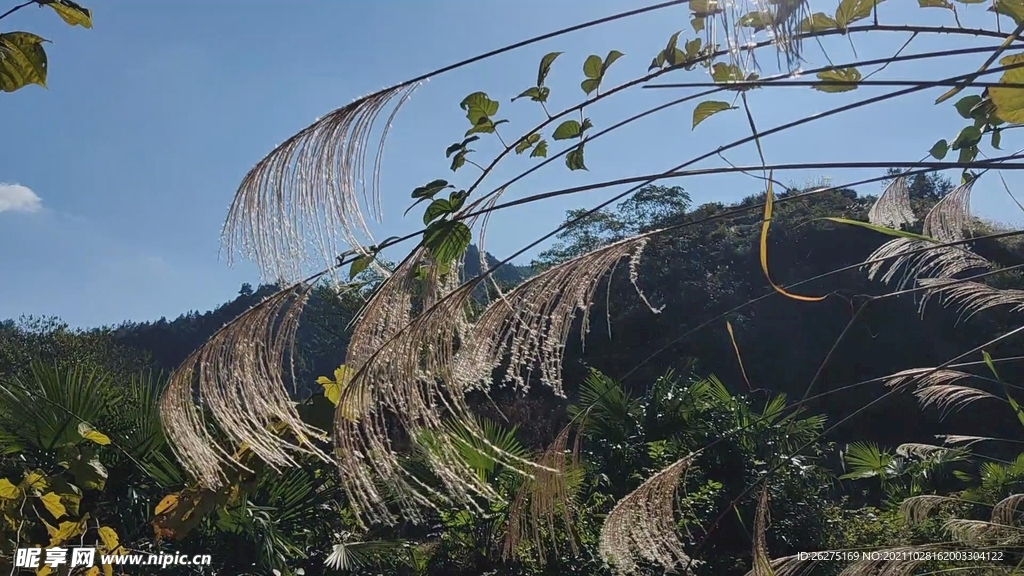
[0,1,33,22]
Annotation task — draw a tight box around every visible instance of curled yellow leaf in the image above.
[760,177,826,302]
[77,422,111,446]
[154,493,179,516]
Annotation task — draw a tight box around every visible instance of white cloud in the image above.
[0,183,42,214]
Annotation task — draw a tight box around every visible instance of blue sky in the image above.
[2,1,1023,328]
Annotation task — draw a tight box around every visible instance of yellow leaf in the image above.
[46,518,86,546]
[759,177,826,303]
[990,53,1024,124]
[725,321,754,391]
[103,564,113,576]
[77,422,111,446]
[0,32,48,92]
[40,492,66,520]
[0,478,21,499]
[36,566,51,576]
[98,525,120,553]
[22,470,48,493]
[41,0,93,29]
[84,568,100,576]
[154,493,179,516]
[692,100,735,128]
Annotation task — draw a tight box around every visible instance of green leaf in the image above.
[566,143,587,171]
[552,120,582,140]
[836,0,883,27]
[76,422,110,446]
[537,51,562,87]
[451,151,468,172]
[514,133,541,154]
[692,100,736,128]
[581,78,600,95]
[814,67,862,92]
[954,95,983,119]
[348,254,374,280]
[448,189,469,211]
[423,220,472,264]
[583,54,603,79]
[691,15,706,32]
[818,217,940,243]
[40,0,93,28]
[602,50,624,75]
[460,92,499,125]
[919,0,952,7]
[992,128,1002,149]
[990,54,1024,124]
[0,32,48,92]
[512,86,550,103]
[423,199,453,225]
[711,63,743,83]
[739,10,774,31]
[412,179,452,199]
[65,454,107,491]
[689,0,723,16]
[951,125,983,149]
[929,139,949,160]
[799,12,839,31]
[531,140,548,158]
[465,117,497,136]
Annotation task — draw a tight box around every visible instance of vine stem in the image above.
[0,1,33,23]
[459,22,1024,215]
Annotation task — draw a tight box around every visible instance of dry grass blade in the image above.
[895,442,956,460]
[221,84,418,283]
[944,518,1024,547]
[160,283,331,489]
[936,434,994,447]
[453,235,658,396]
[864,238,990,291]
[598,456,696,575]
[900,494,960,525]
[923,179,976,243]
[502,421,582,562]
[868,176,917,229]
[882,367,974,390]
[915,383,1000,417]
[992,494,1024,526]
[918,278,1024,322]
[333,259,491,526]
